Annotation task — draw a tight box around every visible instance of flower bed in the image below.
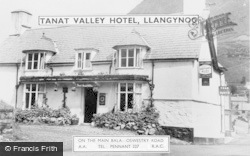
[92,106,165,135]
[15,107,79,126]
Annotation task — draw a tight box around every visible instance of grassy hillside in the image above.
[206,0,249,84]
[129,0,183,14]
[129,0,249,84]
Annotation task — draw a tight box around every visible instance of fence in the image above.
[235,119,249,134]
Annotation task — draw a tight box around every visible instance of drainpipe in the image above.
[15,63,19,109]
[50,66,54,76]
[219,72,224,133]
[151,60,155,85]
[148,60,155,107]
[109,63,112,74]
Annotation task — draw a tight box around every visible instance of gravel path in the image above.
[17,124,136,150]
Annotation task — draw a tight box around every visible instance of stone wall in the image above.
[0,109,13,135]
[153,100,224,139]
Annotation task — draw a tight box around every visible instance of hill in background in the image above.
[129,0,249,84]
[129,0,183,14]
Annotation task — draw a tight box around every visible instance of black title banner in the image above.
[0,142,63,156]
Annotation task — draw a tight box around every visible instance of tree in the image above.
[240,76,246,85]
[229,85,237,95]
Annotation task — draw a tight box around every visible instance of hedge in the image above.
[92,106,165,135]
[15,106,79,125]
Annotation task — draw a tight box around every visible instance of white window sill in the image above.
[115,67,143,70]
[25,69,46,72]
[74,68,93,71]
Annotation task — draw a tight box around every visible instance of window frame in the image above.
[23,83,46,109]
[25,52,46,70]
[75,51,92,70]
[117,47,142,68]
[117,82,142,112]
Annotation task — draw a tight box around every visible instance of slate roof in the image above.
[0,25,201,63]
[113,30,150,50]
[22,34,57,53]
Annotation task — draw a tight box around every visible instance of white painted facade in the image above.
[0,65,18,105]
[0,53,228,138]
[0,7,230,139]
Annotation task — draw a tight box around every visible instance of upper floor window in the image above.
[115,48,142,68]
[26,52,46,70]
[76,52,92,69]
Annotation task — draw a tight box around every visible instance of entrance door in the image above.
[84,88,97,123]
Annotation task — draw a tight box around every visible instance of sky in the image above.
[0,0,142,43]
[0,0,248,43]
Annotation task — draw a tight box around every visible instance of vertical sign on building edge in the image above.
[219,86,230,95]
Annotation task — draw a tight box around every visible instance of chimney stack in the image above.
[11,10,32,36]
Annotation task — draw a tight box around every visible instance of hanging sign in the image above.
[199,61,212,78]
[188,12,237,40]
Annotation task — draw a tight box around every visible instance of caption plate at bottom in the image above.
[73,135,170,153]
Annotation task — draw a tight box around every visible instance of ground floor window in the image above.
[24,83,45,109]
[117,83,142,111]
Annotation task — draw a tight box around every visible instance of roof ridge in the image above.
[41,32,53,41]
[27,24,188,32]
[131,29,151,48]
[26,25,128,31]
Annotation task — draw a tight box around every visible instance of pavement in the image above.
[64,133,250,156]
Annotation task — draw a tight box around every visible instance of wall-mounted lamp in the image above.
[72,82,76,92]
[93,86,99,92]
[72,87,76,92]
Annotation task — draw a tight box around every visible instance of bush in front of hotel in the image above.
[92,106,165,135]
[15,106,79,125]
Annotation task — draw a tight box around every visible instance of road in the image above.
[64,133,250,156]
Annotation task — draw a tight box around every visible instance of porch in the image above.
[18,74,149,123]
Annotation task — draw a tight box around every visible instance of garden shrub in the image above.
[15,106,79,126]
[92,106,164,135]
[15,107,52,122]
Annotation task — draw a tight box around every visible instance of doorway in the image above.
[84,88,97,123]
